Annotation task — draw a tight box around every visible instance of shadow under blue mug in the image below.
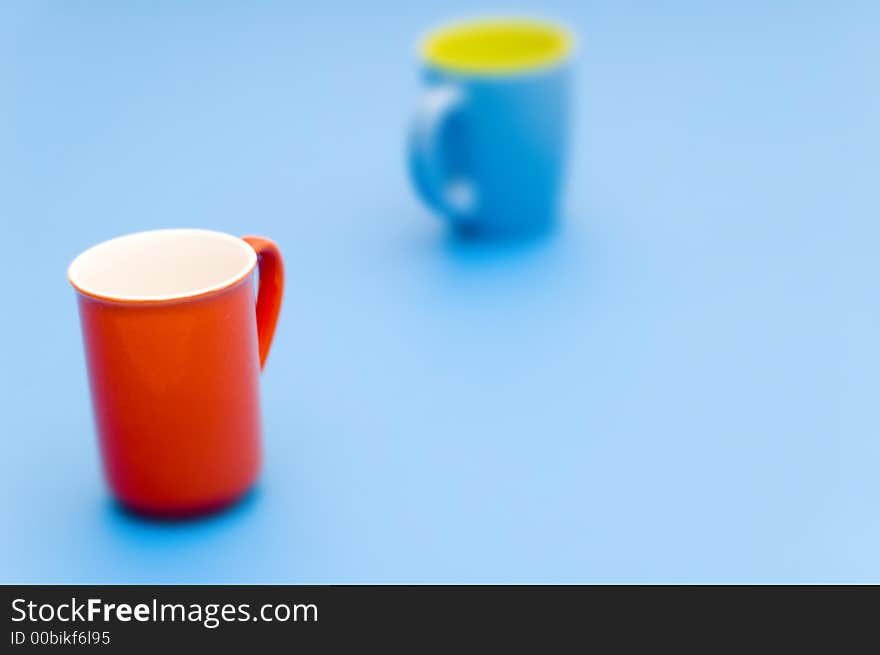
[409,18,574,237]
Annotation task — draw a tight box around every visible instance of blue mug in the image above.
[408,19,574,236]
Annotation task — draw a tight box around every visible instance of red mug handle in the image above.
[242,236,284,370]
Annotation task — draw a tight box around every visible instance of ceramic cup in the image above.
[408,18,574,235]
[68,229,284,516]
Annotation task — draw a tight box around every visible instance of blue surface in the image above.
[2,1,879,583]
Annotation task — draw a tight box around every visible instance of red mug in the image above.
[68,229,284,516]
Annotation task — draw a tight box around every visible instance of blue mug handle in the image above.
[408,85,476,222]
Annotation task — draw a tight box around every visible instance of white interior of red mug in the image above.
[68,229,257,302]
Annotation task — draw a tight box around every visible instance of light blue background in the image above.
[2,1,878,583]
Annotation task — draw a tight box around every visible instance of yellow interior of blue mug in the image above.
[421,19,572,74]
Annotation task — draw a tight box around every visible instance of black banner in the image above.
[2,585,876,650]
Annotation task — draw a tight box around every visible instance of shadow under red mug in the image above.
[68,229,284,517]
